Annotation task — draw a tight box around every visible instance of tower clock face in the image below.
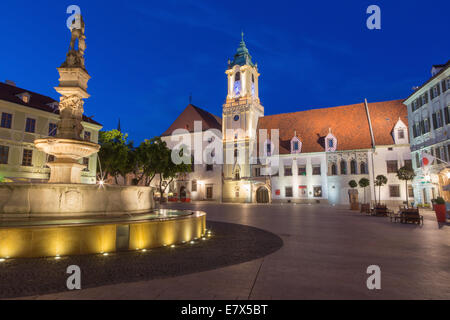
[234,80,241,97]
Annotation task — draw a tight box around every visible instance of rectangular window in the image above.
[328,139,333,148]
[0,145,9,164]
[206,164,213,171]
[285,187,293,197]
[191,180,197,192]
[83,157,89,171]
[298,186,307,197]
[254,167,261,177]
[398,129,405,139]
[415,153,420,168]
[1,113,12,129]
[443,147,449,162]
[22,149,33,166]
[293,141,299,151]
[25,118,36,133]
[408,185,414,198]
[84,131,91,141]
[312,165,321,175]
[386,160,398,173]
[298,166,306,176]
[284,166,292,176]
[313,186,322,198]
[445,107,450,125]
[436,148,442,164]
[48,123,57,136]
[389,185,400,198]
[404,159,412,170]
[424,118,430,133]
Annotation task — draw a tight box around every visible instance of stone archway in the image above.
[256,186,269,203]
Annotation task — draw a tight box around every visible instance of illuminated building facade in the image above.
[404,61,450,204]
[161,36,413,205]
[0,81,102,184]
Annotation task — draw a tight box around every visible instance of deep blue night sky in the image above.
[0,0,448,143]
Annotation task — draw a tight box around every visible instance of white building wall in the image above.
[160,131,222,201]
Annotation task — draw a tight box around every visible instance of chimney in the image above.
[5,80,16,87]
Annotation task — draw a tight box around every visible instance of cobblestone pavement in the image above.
[13,203,450,299]
[0,221,282,299]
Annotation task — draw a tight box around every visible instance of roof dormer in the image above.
[393,118,408,145]
[16,92,31,104]
[291,133,302,154]
[325,128,337,152]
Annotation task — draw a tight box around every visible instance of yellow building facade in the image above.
[0,81,102,184]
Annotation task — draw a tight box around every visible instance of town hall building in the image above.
[160,35,412,206]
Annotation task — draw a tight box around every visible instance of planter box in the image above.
[434,204,447,223]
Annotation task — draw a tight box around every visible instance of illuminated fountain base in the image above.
[0,209,206,258]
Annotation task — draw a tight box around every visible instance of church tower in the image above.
[222,33,264,203]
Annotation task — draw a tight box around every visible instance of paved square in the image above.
[24,203,450,300]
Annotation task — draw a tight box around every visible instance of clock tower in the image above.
[222,33,264,203]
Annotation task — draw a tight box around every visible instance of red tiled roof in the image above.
[162,104,222,136]
[0,82,102,126]
[257,99,407,154]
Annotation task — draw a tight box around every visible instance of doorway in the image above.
[180,186,187,200]
[256,187,269,203]
[206,186,213,199]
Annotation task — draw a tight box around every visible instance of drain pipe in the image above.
[364,99,377,204]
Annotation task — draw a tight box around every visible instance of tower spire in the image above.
[229,31,254,68]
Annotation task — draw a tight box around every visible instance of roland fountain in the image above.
[0,15,205,259]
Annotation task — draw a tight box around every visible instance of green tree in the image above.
[348,180,358,189]
[358,178,370,204]
[98,129,135,185]
[134,137,163,186]
[152,139,191,203]
[374,175,388,205]
[397,166,416,207]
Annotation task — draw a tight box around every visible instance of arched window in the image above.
[350,159,357,174]
[235,72,241,81]
[360,162,367,174]
[340,160,347,175]
[331,163,337,175]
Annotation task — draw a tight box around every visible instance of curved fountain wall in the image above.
[0,210,206,258]
[0,184,155,218]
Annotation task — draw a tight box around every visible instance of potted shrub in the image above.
[434,197,447,223]
[358,178,370,213]
[348,180,359,210]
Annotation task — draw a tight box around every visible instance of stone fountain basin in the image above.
[0,184,155,218]
[34,138,100,160]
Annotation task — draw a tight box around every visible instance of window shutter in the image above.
[425,92,428,103]
[439,110,444,127]
[430,89,434,100]
[442,80,447,92]
[420,120,424,134]
[432,113,437,129]
[413,125,417,138]
[437,84,441,95]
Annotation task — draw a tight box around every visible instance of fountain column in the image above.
[35,15,100,184]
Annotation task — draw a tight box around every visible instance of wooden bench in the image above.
[371,204,390,217]
[360,203,371,214]
[391,209,423,225]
